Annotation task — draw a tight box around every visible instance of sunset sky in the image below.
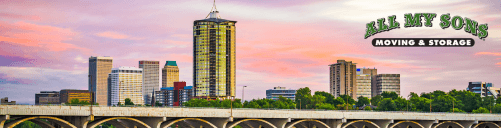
[1,0,500,104]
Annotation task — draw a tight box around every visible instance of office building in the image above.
[467,82,497,97]
[356,74,372,98]
[139,60,160,105]
[375,74,401,96]
[360,68,378,97]
[108,67,144,106]
[155,81,193,106]
[35,91,60,105]
[1,97,16,105]
[162,61,179,88]
[193,5,236,99]
[329,60,357,98]
[266,86,296,100]
[89,56,113,106]
[59,89,93,104]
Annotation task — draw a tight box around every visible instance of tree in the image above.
[472,107,490,113]
[432,95,463,112]
[381,91,399,100]
[155,101,162,107]
[310,94,326,109]
[493,104,501,113]
[316,103,336,110]
[364,106,372,110]
[296,87,312,109]
[339,95,356,104]
[124,98,134,105]
[371,95,382,106]
[314,91,335,105]
[332,97,345,106]
[481,96,495,112]
[448,108,465,113]
[356,96,370,107]
[244,101,261,108]
[377,98,397,111]
[452,90,481,112]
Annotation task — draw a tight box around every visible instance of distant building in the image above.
[162,61,179,88]
[329,60,357,98]
[375,74,401,96]
[108,67,144,106]
[359,68,378,97]
[266,86,296,100]
[155,81,193,106]
[356,74,372,98]
[1,97,16,105]
[59,89,93,104]
[139,60,160,105]
[89,56,113,106]
[467,82,497,97]
[35,91,60,105]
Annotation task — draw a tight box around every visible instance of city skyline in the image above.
[1,0,501,104]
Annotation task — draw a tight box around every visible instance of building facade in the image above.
[162,61,179,88]
[89,56,113,106]
[266,86,296,100]
[1,97,16,105]
[467,82,495,97]
[361,68,378,97]
[59,89,93,104]
[375,74,401,96]
[155,81,193,106]
[35,91,60,105]
[108,67,144,106]
[329,60,357,98]
[139,60,160,105]
[356,74,372,98]
[193,8,236,99]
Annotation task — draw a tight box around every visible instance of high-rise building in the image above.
[376,74,400,96]
[360,68,377,97]
[355,73,372,98]
[162,61,179,88]
[139,60,160,105]
[1,97,16,105]
[155,81,193,106]
[35,91,60,105]
[329,60,357,98]
[193,5,236,99]
[89,56,113,106]
[108,67,144,106]
[266,86,297,100]
[59,89,93,104]
[467,82,497,97]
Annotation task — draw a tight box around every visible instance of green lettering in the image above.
[423,13,436,27]
[365,21,377,39]
[377,18,389,32]
[440,14,451,29]
[464,18,478,35]
[451,16,464,30]
[478,24,488,40]
[388,15,400,30]
[404,13,423,27]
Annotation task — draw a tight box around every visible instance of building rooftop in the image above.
[165,61,177,66]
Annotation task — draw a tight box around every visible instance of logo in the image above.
[364,13,488,47]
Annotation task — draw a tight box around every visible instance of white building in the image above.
[108,67,144,106]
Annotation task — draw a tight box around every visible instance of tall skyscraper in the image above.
[108,67,144,106]
[89,56,113,105]
[376,74,401,96]
[139,60,160,105]
[361,68,377,97]
[162,61,179,88]
[193,4,236,99]
[329,60,357,98]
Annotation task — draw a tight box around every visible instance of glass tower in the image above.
[193,9,236,99]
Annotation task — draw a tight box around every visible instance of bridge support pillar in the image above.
[457,121,476,128]
[0,115,9,128]
[419,120,438,128]
[324,119,344,128]
[137,117,167,128]
[373,119,393,128]
[265,118,291,128]
[63,116,90,128]
[205,118,230,128]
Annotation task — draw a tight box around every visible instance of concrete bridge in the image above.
[0,105,500,128]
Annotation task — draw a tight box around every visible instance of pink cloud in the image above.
[95,31,129,39]
[475,52,501,56]
[0,12,41,21]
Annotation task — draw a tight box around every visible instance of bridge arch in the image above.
[285,119,330,128]
[85,117,150,128]
[472,122,500,128]
[161,118,217,128]
[4,116,77,128]
[226,119,276,128]
[342,120,380,128]
[389,121,425,128]
[432,121,464,128]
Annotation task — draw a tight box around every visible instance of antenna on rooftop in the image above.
[205,0,222,19]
